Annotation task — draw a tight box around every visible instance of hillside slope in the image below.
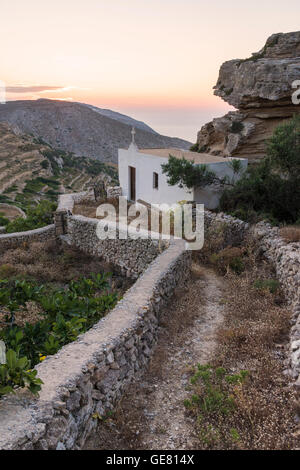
[0,122,117,211]
[0,100,191,163]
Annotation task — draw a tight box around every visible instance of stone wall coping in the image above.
[57,191,94,214]
[70,213,172,243]
[0,224,55,241]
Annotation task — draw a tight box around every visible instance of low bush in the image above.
[5,200,56,233]
[0,213,9,226]
[0,348,43,396]
[220,114,300,224]
[0,273,117,368]
[184,364,249,447]
[254,278,280,294]
[210,247,245,275]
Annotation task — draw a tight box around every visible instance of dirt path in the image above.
[85,263,226,450]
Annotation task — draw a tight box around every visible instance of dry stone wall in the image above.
[0,224,55,251]
[0,239,191,450]
[250,222,300,383]
[0,190,298,449]
[106,186,122,198]
[204,210,249,247]
[66,215,167,279]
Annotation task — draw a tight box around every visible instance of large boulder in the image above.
[197,31,300,160]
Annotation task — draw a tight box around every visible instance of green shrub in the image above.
[254,279,280,294]
[220,115,300,224]
[184,364,249,446]
[230,122,244,133]
[0,213,9,226]
[0,273,118,369]
[0,349,43,396]
[210,247,245,275]
[190,143,199,152]
[6,200,56,233]
[185,364,248,415]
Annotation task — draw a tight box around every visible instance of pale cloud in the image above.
[6,85,65,94]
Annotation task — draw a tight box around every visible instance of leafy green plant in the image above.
[0,349,43,396]
[185,364,240,415]
[0,213,9,226]
[162,156,225,190]
[52,314,86,345]
[0,271,118,397]
[190,143,199,152]
[69,272,110,297]
[6,200,56,233]
[184,364,249,447]
[43,335,60,355]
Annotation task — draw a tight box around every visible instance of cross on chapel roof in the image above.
[131,126,136,144]
[128,126,138,150]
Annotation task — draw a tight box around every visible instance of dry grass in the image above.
[0,240,133,333]
[186,243,299,450]
[280,226,300,243]
[0,301,44,329]
[0,240,133,288]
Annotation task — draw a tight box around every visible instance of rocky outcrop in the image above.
[197,31,300,160]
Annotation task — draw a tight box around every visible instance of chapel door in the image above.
[129,166,136,201]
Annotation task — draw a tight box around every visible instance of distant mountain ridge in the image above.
[0,99,191,163]
[83,104,158,134]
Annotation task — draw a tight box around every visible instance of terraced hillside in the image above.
[0,122,118,213]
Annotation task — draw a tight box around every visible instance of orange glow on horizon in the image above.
[1,0,299,139]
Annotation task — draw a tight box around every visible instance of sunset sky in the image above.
[1,0,300,141]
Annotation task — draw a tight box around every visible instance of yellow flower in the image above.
[39,356,46,362]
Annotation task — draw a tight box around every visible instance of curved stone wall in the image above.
[0,239,191,450]
[0,224,56,250]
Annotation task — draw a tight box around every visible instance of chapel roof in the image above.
[138,148,239,164]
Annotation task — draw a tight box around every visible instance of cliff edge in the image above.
[197,31,300,160]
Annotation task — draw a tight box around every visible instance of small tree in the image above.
[161,155,242,190]
[220,114,300,224]
[267,113,300,176]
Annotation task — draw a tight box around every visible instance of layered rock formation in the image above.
[197,31,300,160]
